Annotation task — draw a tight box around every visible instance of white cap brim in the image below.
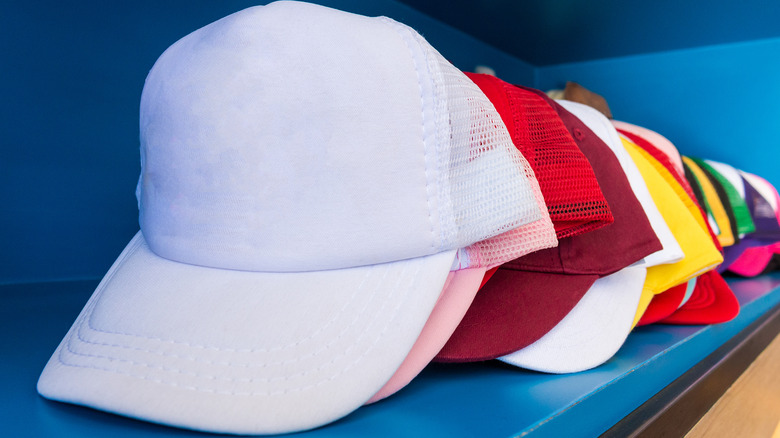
[37,232,454,434]
[498,266,646,373]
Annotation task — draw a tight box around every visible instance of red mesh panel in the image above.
[467,73,613,240]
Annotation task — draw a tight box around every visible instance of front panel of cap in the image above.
[139,5,433,271]
[745,175,780,236]
[767,176,780,225]
[719,179,774,271]
[743,172,779,212]
[683,162,710,217]
[138,2,536,272]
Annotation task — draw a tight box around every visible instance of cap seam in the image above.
[379,16,438,251]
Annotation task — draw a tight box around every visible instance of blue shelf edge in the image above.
[1,274,779,437]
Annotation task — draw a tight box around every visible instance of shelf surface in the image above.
[2,274,779,437]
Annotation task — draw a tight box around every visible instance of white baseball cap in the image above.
[36,1,548,434]
[499,266,647,373]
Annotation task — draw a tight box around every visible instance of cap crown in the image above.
[137,1,541,272]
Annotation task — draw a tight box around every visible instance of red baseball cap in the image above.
[636,281,688,326]
[466,73,613,239]
[435,88,663,362]
[660,270,739,324]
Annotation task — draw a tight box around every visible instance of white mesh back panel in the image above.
[385,19,547,260]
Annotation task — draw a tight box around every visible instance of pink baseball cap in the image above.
[612,120,686,180]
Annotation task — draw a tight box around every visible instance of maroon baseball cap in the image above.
[435,87,663,362]
[465,73,613,239]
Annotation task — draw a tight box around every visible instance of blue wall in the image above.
[536,37,780,189]
[396,0,780,67]
[0,0,533,285]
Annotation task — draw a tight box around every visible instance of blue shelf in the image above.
[2,274,780,437]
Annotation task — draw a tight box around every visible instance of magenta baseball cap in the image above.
[728,173,780,276]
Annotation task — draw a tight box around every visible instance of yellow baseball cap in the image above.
[622,138,723,326]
